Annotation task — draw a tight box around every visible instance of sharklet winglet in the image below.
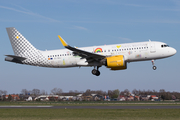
[58,35,68,47]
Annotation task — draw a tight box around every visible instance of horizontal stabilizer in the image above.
[5,55,27,61]
[5,55,27,64]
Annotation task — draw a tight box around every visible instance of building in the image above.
[34,95,58,101]
[118,95,126,101]
[59,96,73,101]
[134,96,140,101]
[127,96,134,101]
[4,94,20,101]
[150,95,159,101]
[140,95,149,101]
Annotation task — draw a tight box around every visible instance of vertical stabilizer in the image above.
[6,27,48,66]
[6,27,38,57]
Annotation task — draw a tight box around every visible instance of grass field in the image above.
[1,102,180,119]
[0,109,180,120]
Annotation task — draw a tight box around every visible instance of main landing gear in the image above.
[92,66,100,76]
[152,60,157,70]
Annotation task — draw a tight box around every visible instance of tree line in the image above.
[0,88,180,100]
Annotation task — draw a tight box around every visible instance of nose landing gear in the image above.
[152,60,157,70]
[92,66,100,76]
[153,66,157,70]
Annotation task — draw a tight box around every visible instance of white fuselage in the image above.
[38,41,176,68]
[6,27,177,76]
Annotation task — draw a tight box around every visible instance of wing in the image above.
[58,35,106,62]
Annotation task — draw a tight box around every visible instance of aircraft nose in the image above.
[172,48,177,55]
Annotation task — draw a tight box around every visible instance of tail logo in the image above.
[16,36,19,39]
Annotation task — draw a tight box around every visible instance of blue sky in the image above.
[0,0,179,94]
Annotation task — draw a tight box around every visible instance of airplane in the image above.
[5,27,177,76]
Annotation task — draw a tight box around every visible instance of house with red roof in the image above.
[4,95,20,101]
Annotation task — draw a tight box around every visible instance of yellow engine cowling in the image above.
[105,55,127,70]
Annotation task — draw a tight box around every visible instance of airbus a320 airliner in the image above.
[5,27,176,76]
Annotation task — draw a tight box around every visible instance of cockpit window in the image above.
[161,44,169,48]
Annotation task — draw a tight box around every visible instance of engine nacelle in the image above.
[103,55,127,70]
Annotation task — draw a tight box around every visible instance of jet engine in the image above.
[102,55,127,70]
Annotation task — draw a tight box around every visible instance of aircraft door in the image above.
[150,43,156,53]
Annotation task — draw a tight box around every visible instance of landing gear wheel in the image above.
[153,66,157,70]
[95,70,100,76]
[91,66,101,76]
[92,69,97,75]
